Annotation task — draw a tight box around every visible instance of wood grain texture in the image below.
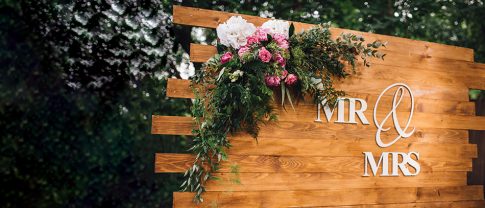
[173,186,483,207]
[204,172,466,191]
[151,115,194,135]
[155,153,472,173]
[152,116,470,144]
[225,137,476,158]
[173,5,474,62]
[166,78,476,116]
[270,103,485,130]
[325,201,485,208]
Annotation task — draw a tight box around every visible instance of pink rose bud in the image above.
[285,74,298,86]
[258,47,272,63]
[265,75,281,87]
[246,35,259,45]
[238,46,250,58]
[221,52,233,64]
[275,54,286,67]
[280,70,288,79]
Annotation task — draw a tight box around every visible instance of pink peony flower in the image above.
[258,47,272,63]
[221,52,233,64]
[278,39,289,49]
[265,75,281,87]
[238,46,250,58]
[274,54,286,67]
[272,34,285,41]
[273,34,289,49]
[280,70,288,79]
[246,35,259,45]
[285,74,298,86]
[254,27,269,41]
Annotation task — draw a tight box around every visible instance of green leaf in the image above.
[217,67,225,81]
[289,23,295,37]
[285,88,295,111]
[281,83,285,106]
[267,34,273,42]
[216,43,227,54]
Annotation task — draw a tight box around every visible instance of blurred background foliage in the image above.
[0,0,484,207]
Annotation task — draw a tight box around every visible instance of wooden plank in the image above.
[165,78,194,99]
[173,186,484,207]
[329,201,485,208]
[151,115,194,135]
[189,44,216,63]
[243,120,469,144]
[174,201,485,208]
[344,92,474,116]
[166,78,476,116]
[189,43,485,90]
[152,116,470,144]
[268,104,485,130]
[155,153,472,173]
[225,137,477,158]
[332,79,468,101]
[270,105,485,130]
[151,119,478,159]
[203,172,467,191]
[371,52,485,91]
[173,5,474,62]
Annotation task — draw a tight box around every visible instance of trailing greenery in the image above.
[289,23,386,105]
[183,48,278,202]
[183,22,385,203]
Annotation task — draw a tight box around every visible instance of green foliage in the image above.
[22,0,175,91]
[0,0,187,207]
[289,22,385,106]
[184,52,276,202]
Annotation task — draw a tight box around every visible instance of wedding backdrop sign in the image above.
[152,5,485,207]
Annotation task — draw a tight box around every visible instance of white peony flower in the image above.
[261,19,290,38]
[216,16,256,49]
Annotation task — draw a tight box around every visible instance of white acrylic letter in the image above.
[405,152,420,176]
[363,152,389,176]
[335,98,346,123]
[315,99,341,123]
[349,98,370,125]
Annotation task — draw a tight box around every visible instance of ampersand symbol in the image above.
[373,83,416,148]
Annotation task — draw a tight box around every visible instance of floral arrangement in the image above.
[183,16,386,203]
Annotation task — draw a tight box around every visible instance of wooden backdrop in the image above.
[153,5,485,207]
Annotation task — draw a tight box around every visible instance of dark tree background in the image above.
[0,0,484,207]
